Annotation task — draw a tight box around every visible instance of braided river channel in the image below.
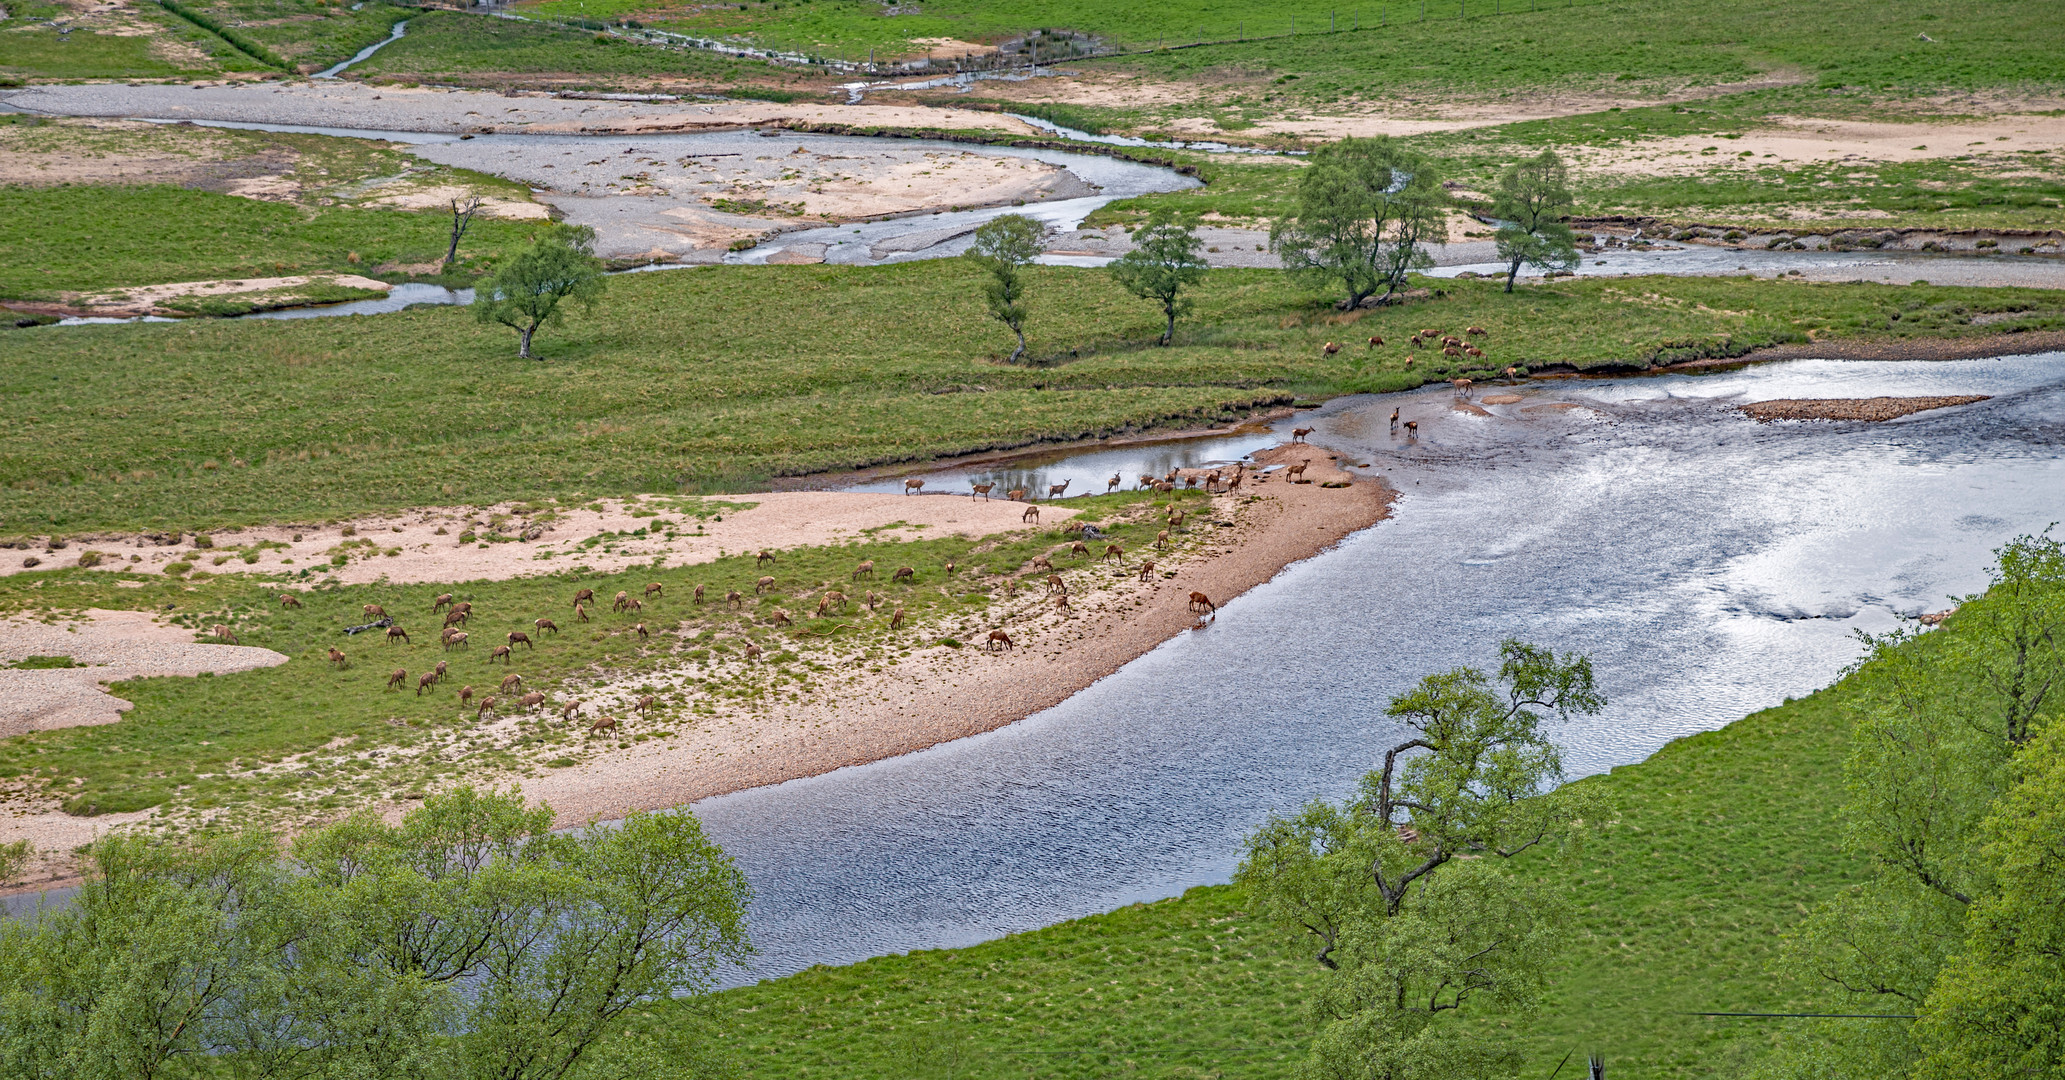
[693,352,2065,984]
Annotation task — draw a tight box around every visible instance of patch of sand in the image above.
[905,36,997,60]
[1575,113,2065,178]
[1739,395,1991,422]
[0,492,1082,586]
[0,609,288,738]
[364,183,552,219]
[57,273,391,317]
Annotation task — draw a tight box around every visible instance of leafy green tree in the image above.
[1270,137,1447,309]
[1108,210,1209,345]
[963,214,1045,363]
[472,224,607,360]
[1237,640,1608,1080]
[1491,150,1580,293]
[0,840,27,887]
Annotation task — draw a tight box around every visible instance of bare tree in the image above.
[444,195,483,271]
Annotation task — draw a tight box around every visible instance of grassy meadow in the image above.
[621,664,1871,1079]
[0,488,1208,821]
[8,266,2064,533]
[347,10,786,85]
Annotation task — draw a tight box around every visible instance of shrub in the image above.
[75,550,104,568]
[163,561,193,577]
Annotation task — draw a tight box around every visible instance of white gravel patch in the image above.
[0,610,288,737]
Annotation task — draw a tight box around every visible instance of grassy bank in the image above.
[0,489,1205,822]
[6,266,2063,533]
[664,667,1868,1079]
[347,10,775,85]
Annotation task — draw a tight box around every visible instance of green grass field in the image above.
[630,662,1871,1079]
[347,10,777,85]
[7,266,2062,534]
[0,488,1206,821]
[165,0,410,71]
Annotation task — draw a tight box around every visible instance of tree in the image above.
[1270,137,1447,309]
[444,195,484,271]
[1108,210,1208,345]
[1490,150,1580,293]
[472,224,606,360]
[963,214,1044,363]
[1237,640,1608,1080]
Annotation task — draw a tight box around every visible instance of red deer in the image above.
[986,629,1014,652]
[433,660,447,683]
[971,482,994,499]
[853,560,875,581]
[1069,541,1090,558]
[1047,479,1071,499]
[1137,474,1156,490]
[865,590,881,611]
[944,560,957,576]
[212,624,239,645]
[634,622,649,640]
[499,672,524,695]
[817,591,848,616]
[1451,378,1474,397]
[903,479,924,496]
[756,575,776,594]
[1404,356,1416,367]
[1421,328,1441,338]
[1465,346,1484,358]
[458,685,474,707]
[535,617,558,635]
[1286,461,1310,482]
[726,590,743,608]
[1053,593,1072,614]
[518,691,546,714]
[635,694,656,716]
[1443,345,1462,358]
[1322,341,1341,356]
[363,604,387,619]
[1168,509,1186,528]
[644,582,664,600]
[1103,543,1125,564]
[1368,336,1384,348]
[508,630,533,650]
[478,696,497,719]
[612,590,631,612]
[1022,505,1040,524]
[1137,560,1157,582]
[890,606,906,630]
[386,625,409,645]
[891,566,915,583]
[488,645,512,664]
[1155,530,1170,550]
[744,642,762,661]
[387,667,407,691]
[573,588,595,608]
[1291,427,1314,442]
[1007,488,1027,502]
[432,593,454,612]
[450,601,472,617]
[1466,326,1486,337]
[1183,475,1199,490]
[560,700,581,723]
[416,671,438,695]
[1504,366,1519,383]
[770,608,792,626]
[1188,591,1216,615]
[279,593,302,608]
[694,583,707,602]
[1390,407,1402,430]
[1154,481,1174,493]
[1031,554,1054,572]
[1107,474,1121,493]
[444,609,468,629]
[756,549,776,566]
[623,597,643,614]
[591,714,617,733]
[1405,420,1419,436]
[575,602,589,622]
[327,647,348,669]
[1046,573,1066,595]
[443,631,468,651]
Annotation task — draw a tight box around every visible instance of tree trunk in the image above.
[1007,325,1026,364]
[518,325,535,359]
[1505,257,1522,293]
[445,197,481,270]
[1161,306,1175,346]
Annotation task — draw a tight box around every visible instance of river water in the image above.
[690,352,2065,985]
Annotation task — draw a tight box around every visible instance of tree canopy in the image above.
[1107,210,1209,346]
[963,214,1045,364]
[1491,150,1581,293]
[471,224,607,360]
[1269,137,1446,309]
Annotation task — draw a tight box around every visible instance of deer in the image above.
[416,671,438,695]
[1137,560,1157,583]
[1167,509,1186,528]
[1451,377,1474,397]
[755,575,776,594]
[1443,345,1462,359]
[1069,540,1090,559]
[574,602,589,622]
[328,647,348,669]
[386,667,407,691]
[903,479,924,496]
[278,593,302,608]
[477,696,497,720]
[1053,593,1072,614]
[971,482,994,499]
[1047,479,1071,500]
[852,560,875,581]
[1006,488,1027,502]
[1137,474,1157,490]
[535,617,558,635]
[757,549,777,566]
[442,609,468,631]
[212,624,239,645]
[508,630,533,650]
[726,590,743,608]
[1504,366,1520,383]
[590,715,617,734]
[635,694,656,716]
[1103,543,1125,564]
[1466,325,1486,337]
[499,672,524,695]
[1031,554,1054,572]
[865,590,881,611]
[1291,427,1314,442]
[644,582,664,601]
[1465,346,1484,358]
[634,622,649,640]
[518,691,546,714]
[1155,530,1170,550]
[1322,341,1341,356]
[449,601,472,618]
[363,604,387,619]
[433,659,447,683]
[386,625,409,645]
[573,588,595,608]
[1368,335,1384,348]
[986,629,1014,652]
[1188,591,1216,615]
[944,560,957,576]
[488,644,512,664]
[432,593,454,613]
[1022,505,1040,524]
[890,606,906,630]
[891,566,915,583]
[1154,481,1174,493]
[1404,355,1416,368]
[1286,461,1310,482]
[1107,474,1122,493]
[458,685,474,707]
[743,642,762,661]
[817,591,848,616]
[1183,474,1199,490]
[1390,407,1401,431]
[1046,573,1066,595]
[612,590,631,612]
[1405,420,1419,437]
[560,700,581,723]
[694,583,707,603]
[442,631,468,651]
[770,608,792,627]
[623,597,643,614]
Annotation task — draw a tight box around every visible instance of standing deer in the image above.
[508,630,533,650]
[560,700,581,723]
[1405,420,1419,437]
[1452,378,1474,397]
[891,566,915,583]
[535,617,558,635]
[1106,474,1122,493]
[385,625,409,645]
[757,549,777,566]
[612,590,631,612]
[328,647,348,669]
[986,630,1014,652]
[853,560,875,581]
[488,645,512,664]
[644,583,664,601]
[1188,591,1216,615]
[1137,560,1157,583]
[573,588,595,608]
[1155,530,1170,550]
[1047,479,1071,500]
[433,660,447,683]
[574,602,590,622]
[1006,488,1027,502]
[442,631,468,651]
[1322,341,1341,355]
[890,606,905,630]
[755,575,776,594]
[499,673,524,695]
[694,583,707,602]
[971,482,994,499]
[1022,505,1040,524]
[444,609,469,629]
[1046,573,1066,595]
[458,685,474,707]
[363,604,387,619]
[1368,336,1384,348]
[416,671,438,695]
[634,622,649,640]
[1103,543,1125,564]
[635,695,656,716]
[590,715,616,734]
[903,479,924,496]
[386,668,407,691]
[726,590,743,608]
[477,696,497,720]
[212,624,239,645]
[1291,427,1314,442]
[817,591,848,616]
[1286,461,1310,482]
[432,593,454,613]
[279,593,302,608]
[770,608,792,626]
[518,691,546,714]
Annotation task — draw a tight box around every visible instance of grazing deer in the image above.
[817,591,848,616]
[1053,593,1071,614]
[432,593,454,613]
[386,625,409,645]
[1047,479,1071,499]
[865,590,881,611]
[694,583,707,603]
[1188,591,1216,615]
[450,601,472,617]
[387,668,407,691]
[890,606,905,630]
[770,608,792,627]
[986,629,1014,652]
[488,645,512,664]
[1153,481,1174,493]
[433,660,447,683]
[1155,530,1170,550]
[1368,336,1384,348]
[574,602,589,622]
[1443,345,1462,358]
[743,642,762,661]
[560,700,581,723]
[416,671,438,695]
[1103,543,1125,564]
[591,715,616,734]
[212,624,239,645]
[1286,461,1310,482]
[1292,427,1314,442]
[755,575,776,594]
[757,549,777,566]
[1451,378,1473,397]
[1226,468,1244,494]
[1046,573,1066,595]
[1466,326,1486,337]
[852,560,875,581]
[971,482,994,499]
[519,691,546,714]
[442,631,468,651]
[328,647,348,669]
[612,590,631,612]
[1322,341,1341,355]
[903,479,924,496]
[623,597,643,614]
[508,630,533,650]
[1183,475,1199,490]
[443,609,468,629]
[726,590,743,608]
[478,696,497,719]
[1137,560,1156,583]
[499,673,524,695]
[458,685,474,707]
[1404,355,1416,368]
[635,694,656,716]
[573,588,595,608]
[1421,328,1441,338]
[1106,474,1122,493]
[279,593,302,608]
[1405,420,1419,436]
[634,622,649,640]
[1390,407,1401,430]
[1031,554,1054,572]
[645,583,663,601]
[1006,488,1027,502]
[1465,346,1484,358]
[1504,366,1519,383]
[1069,541,1090,558]
[535,617,558,635]
[1022,505,1040,524]
[363,604,387,619]
[891,566,915,583]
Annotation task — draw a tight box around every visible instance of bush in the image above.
[190,533,213,549]
[74,550,104,568]
[163,560,193,577]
